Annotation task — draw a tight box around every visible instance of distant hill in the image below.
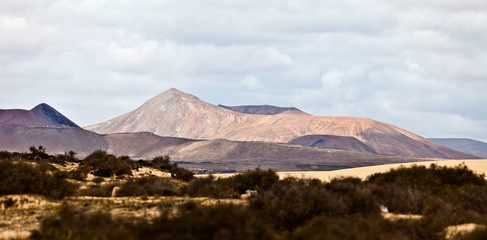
[0,104,104,156]
[428,138,487,158]
[288,135,377,153]
[85,88,475,159]
[101,133,438,172]
[0,103,79,128]
[0,126,108,156]
[0,101,474,172]
[218,104,306,115]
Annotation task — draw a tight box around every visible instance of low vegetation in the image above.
[2,147,487,239]
[0,158,76,199]
[185,168,279,198]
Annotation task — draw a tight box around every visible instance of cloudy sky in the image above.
[1,0,486,142]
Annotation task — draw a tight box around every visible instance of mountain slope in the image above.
[0,104,102,156]
[0,103,79,128]
[288,135,377,153]
[85,88,475,159]
[100,133,440,172]
[218,104,306,115]
[429,138,487,158]
[0,126,107,156]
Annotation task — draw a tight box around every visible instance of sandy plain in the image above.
[200,159,487,181]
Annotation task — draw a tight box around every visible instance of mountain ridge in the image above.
[429,138,487,158]
[85,88,475,159]
[218,104,307,115]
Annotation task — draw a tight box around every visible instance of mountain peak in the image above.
[150,88,200,103]
[30,103,80,128]
[31,103,55,112]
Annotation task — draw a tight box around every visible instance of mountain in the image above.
[288,135,377,153]
[0,102,461,172]
[85,88,475,159]
[0,104,105,156]
[103,132,198,159]
[99,133,438,172]
[0,103,79,128]
[428,138,487,158]
[218,105,306,115]
[0,126,108,155]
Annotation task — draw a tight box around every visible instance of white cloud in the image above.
[241,75,261,89]
[0,0,486,142]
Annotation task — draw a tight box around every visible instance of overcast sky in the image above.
[1,0,486,142]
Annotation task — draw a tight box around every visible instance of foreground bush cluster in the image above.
[28,163,487,240]
[2,148,487,239]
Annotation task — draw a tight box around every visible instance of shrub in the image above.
[30,204,136,240]
[232,168,279,194]
[367,164,486,193]
[81,150,134,177]
[185,176,238,198]
[78,184,115,197]
[142,203,276,240]
[0,159,76,199]
[250,177,378,231]
[0,151,12,159]
[66,169,86,181]
[367,164,487,214]
[290,215,408,240]
[57,151,79,162]
[117,176,178,197]
[185,168,279,199]
[31,203,276,240]
[151,156,194,182]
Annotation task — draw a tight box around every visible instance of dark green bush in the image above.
[290,215,407,240]
[232,168,279,193]
[57,151,79,162]
[31,203,276,240]
[81,150,134,177]
[0,159,76,199]
[144,203,276,240]
[150,156,194,182]
[367,164,487,214]
[186,176,239,198]
[250,177,378,231]
[0,151,12,159]
[66,169,86,181]
[185,168,279,199]
[367,164,486,193]
[117,176,178,197]
[30,204,137,240]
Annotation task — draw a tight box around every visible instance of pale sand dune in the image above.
[201,159,487,181]
[278,159,487,181]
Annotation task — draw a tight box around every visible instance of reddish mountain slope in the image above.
[85,88,474,159]
[100,133,440,171]
[289,135,377,153]
[0,126,107,156]
[218,105,306,115]
[0,103,79,128]
[0,104,103,156]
